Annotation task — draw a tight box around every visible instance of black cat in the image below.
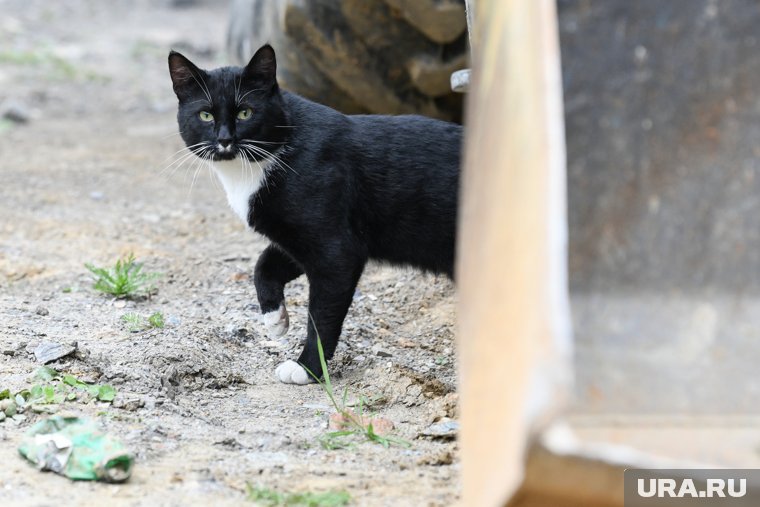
[168,45,462,384]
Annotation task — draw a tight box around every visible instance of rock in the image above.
[1,100,30,123]
[213,437,244,449]
[34,341,77,363]
[371,344,393,357]
[35,306,49,316]
[74,345,91,361]
[229,272,250,282]
[3,401,16,417]
[417,450,455,466]
[397,338,416,348]
[0,400,13,414]
[2,349,14,356]
[420,418,459,439]
[113,397,145,412]
[0,411,5,422]
[224,324,252,340]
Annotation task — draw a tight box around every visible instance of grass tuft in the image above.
[85,253,161,298]
[305,316,410,450]
[246,485,350,506]
[121,311,165,332]
[3,367,117,410]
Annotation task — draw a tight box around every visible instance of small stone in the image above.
[34,341,77,364]
[213,437,244,449]
[2,349,14,356]
[1,100,30,123]
[229,272,250,282]
[35,306,49,316]
[113,300,127,309]
[113,397,145,412]
[420,418,459,439]
[417,450,454,466]
[89,191,105,201]
[3,401,16,417]
[0,411,5,422]
[372,344,393,357]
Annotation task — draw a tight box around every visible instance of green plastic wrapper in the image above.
[18,415,133,482]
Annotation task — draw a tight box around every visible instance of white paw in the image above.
[275,360,314,385]
[261,304,289,338]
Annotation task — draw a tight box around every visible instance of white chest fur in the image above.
[211,158,270,225]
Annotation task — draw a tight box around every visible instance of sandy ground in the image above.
[0,1,459,505]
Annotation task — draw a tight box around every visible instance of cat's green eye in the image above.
[199,111,214,122]
[237,107,253,120]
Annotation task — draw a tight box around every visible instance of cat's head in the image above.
[168,44,287,162]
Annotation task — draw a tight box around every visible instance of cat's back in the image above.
[282,92,461,162]
[278,91,460,275]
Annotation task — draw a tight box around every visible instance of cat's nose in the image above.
[218,138,233,149]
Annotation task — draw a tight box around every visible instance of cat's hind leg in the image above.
[254,244,303,338]
[277,258,364,384]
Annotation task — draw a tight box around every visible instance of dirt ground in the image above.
[0,1,459,505]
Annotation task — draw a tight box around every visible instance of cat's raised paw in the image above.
[261,304,289,337]
[275,360,314,385]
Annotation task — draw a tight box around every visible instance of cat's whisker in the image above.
[236,87,266,105]
[248,148,271,193]
[238,146,255,183]
[188,147,213,195]
[246,140,287,146]
[234,76,243,107]
[244,150,257,189]
[160,144,210,178]
[255,144,298,175]
[165,152,199,180]
[207,157,223,191]
[239,143,275,162]
[160,130,184,140]
[238,143,272,165]
[160,148,204,179]
[236,146,249,182]
[161,141,209,165]
[239,146,267,192]
[190,71,214,107]
[179,145,210,178]
[240,142,298,176]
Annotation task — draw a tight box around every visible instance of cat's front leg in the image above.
[254,244,303,338]
[276,262,364,385]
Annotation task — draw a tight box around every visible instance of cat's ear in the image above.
[242,44,277,90]
[168,51,205,100]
